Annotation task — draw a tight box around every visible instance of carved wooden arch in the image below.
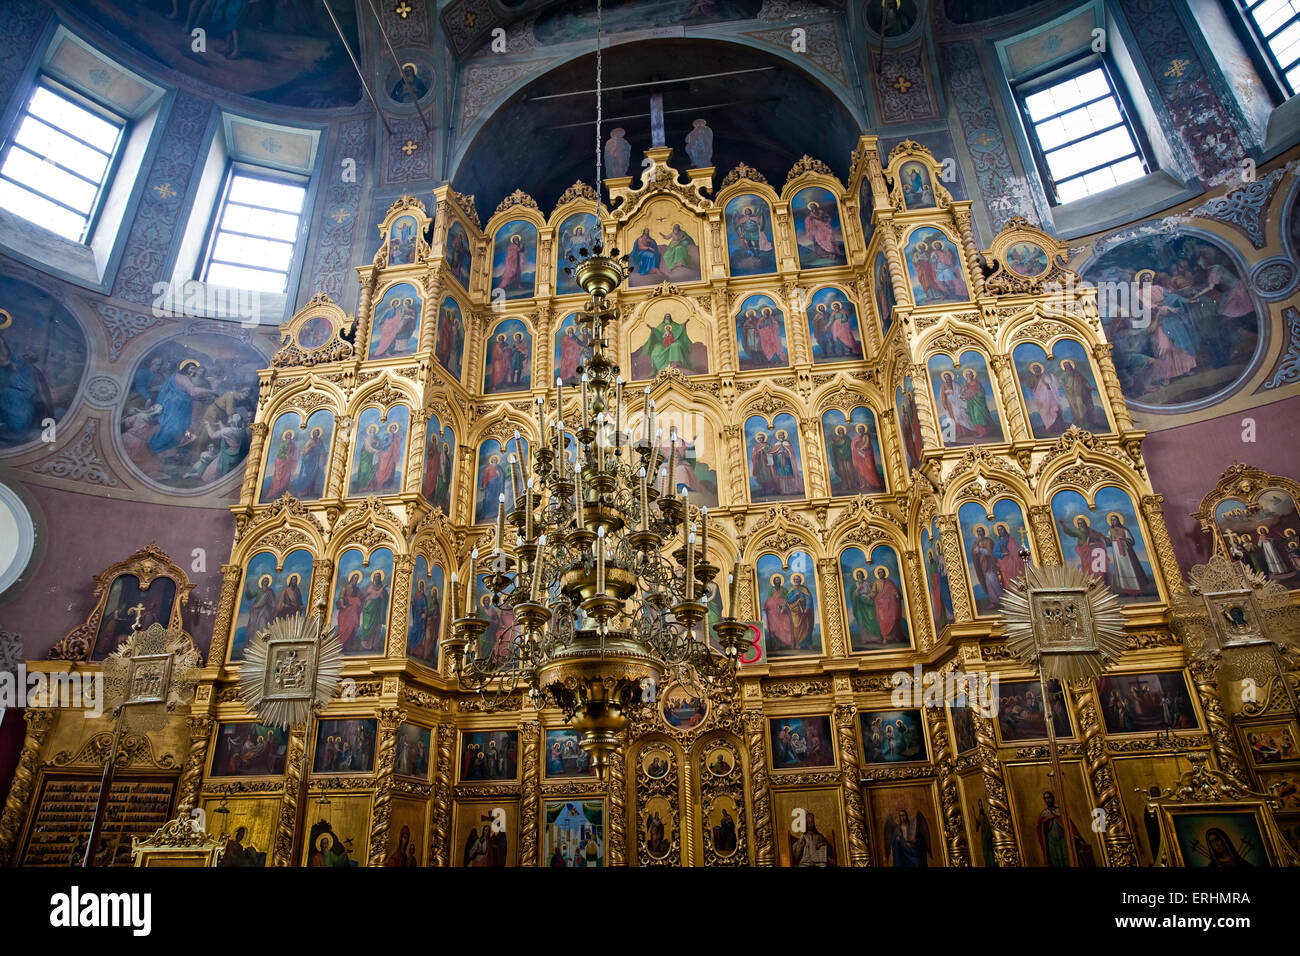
[371,195,433,271]
[779,156,846,202]
[331,496,408,556]
[739,504,823,564]
[996,302,1102,354]
[1191,461,1300,560]
[940,447,1036,515]
[735,383,806,425]
[983,216,1076,297]
[48,543,195,662]
[714,173,781,214]
[825,499,909,558]
[466,405,536,450]
[916,320,997,361]
[881,139,955,214]
[546,182,605,228]
[813,376,890,417]
[1031,428,1147,498]
[484,194,546,250]
[347,373,420,420]
[231,496,329,566]
[272,292,356,368]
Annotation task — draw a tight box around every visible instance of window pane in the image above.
[220,202,300,242]
[1034,116,1070,151]
[1044,139,1100,180]
[206,262,287,294]
[14,117,109,183]
[1054,177,1090,204]
[227,174,305,213]
[212,231,294,272]
[1024,87,1061,122]
[1273,25,1300,64]
[27,86,120,152]
[1072,68,1109,102]
[1254,0,1295,35]
[1110,156,1146,187]
[0,179,87,239]
[1,147,98,212]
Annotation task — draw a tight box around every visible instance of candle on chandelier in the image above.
[536,396,546,441]
[659,466,668,497]
[728,553,741,616]
[666,426,677,494]
[555,376,563,424]
[508,454,523,501]
[514,429,528,480]
[701,506,709,563]
[530,534,546,601]
[595,412,606,471]
[495,494,507,555]
[638,467,649,532]
[596,525,606,593]
[685,524,696,601]
[580,372,590,429]
[525,477,534,539]
[450,571,460,620]
[575,464,586,526]
[615,376,624,450]
[467,550,478,614]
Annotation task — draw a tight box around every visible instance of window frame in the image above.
[198,160,308,295]
[1230,0,1299,99]
[1013,52,1153,207]
[0,76,128,244]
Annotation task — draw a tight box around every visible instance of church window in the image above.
[201,165,307,294]
[1235,0,1300,96]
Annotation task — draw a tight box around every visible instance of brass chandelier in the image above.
[441,245,751,775]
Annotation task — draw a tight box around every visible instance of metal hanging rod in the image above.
[529,67,776,101]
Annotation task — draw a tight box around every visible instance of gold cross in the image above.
[331,208,351,224]
[129,603,146,628]
[1164,58,1189,79]
[973,132,995,150]
[395,1,412,17]
[153,183,176,200]
[464,10,477,27]
[401,140,419,156]
[892,76,912,94]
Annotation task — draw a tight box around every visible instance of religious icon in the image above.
[554,312,593,386]
[369,282,423,359]
[1050,487,1158,602]
[757,551,820,657]
[545,729,595,778]
[822,407,886,496]
[895,377,924,472]
[768,715,835,770]
[347,404,410,496]
[723,193,777,276]
[1095,671,1197,735]
[332,547,394,655]
[387,215,419,266]
[641,747,672,780]
[1213,488,1300,582]
[483,318,532,393]
[957,498,1030,614]
[444,220,472,291]
[229,549,312,662]
[1013,339,1108,436]
[474,435,527,523]
[543,799,605,867]
[744,413,805,502]
[791,186,846,268]
[454,801,516,867]
[860,709,927,763]
[627,207,702,287]
[0,274,88,450]
[421,415,454,515]
[555,212,600,295]
[1244,720,1299,766]
[874,251,896,338]
[296,314,334,350]
[735,294,789,370]
[642,796,674,860]
[90,572,179,661]
[459,731,519,782]
[704,744,735,777]
[840,545,911,650]
[385,804,425,867]
[994,678,1072,743]
[312,718,378,774]
[921,520,954,635]
[491,220,537,300]
[904,226,969,304]
[306,814,364,867]
[394,723,431,779]
[259,409,333,502]
[928,351,1004,445]
[775,789,842,867]
[434,296,466,380]
[657,423,719,507]
[210,722,289,777]
[898,160,935,208]
[950,704,977,755]
[1006,240,1049,277]
[660,683,708,730]
[706,795,741,857]
[807,286,864,363]
[1169,811,1273,867]
[629,310,709,378]
[406,556,443,668]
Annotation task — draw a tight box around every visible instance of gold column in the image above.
[429,722,455,865]
[388,554,416,659]
[817,557,848,657]
[833,703,872,865]
[680,749,695,866]
[974,711,1021,866]
[937,515,975,623]
[925,702,970,866]
[309,559,335,623]
[404,408,428,497]
[904,549,936,651]
[878,408,907,490]
[0,709,53,864]
[954,207,986,299]
[989,355,1029,442]
[326,422,353,499]
[366,706,406,866]
[801,417,828,498]
[1028,505,1063,564]
[273,723,308,866]
[519,719,541,866]
[175,716,214,815]
[1068,679,1138,866]
[1189,659,1252,789]
[607,738,627,866]
[206,564,244,667]
[881,220,912,307]
[419,274,444,354]
[1139,494,1184,598]
[1091,344,1134,431]
[240,422,269,505]
[742,709,776,866]
[907,363,942,453]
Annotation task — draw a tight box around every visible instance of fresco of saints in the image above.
[498,232,527,294]
[969,524,1004,609]
[1105,512,1153,596]
[802,200,839,261]
[1059,358,1106,431]
[1057,514,1113,589]
[660,223,697,272]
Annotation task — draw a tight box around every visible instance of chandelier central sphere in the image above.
[441,242,751,776]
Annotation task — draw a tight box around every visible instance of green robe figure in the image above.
[646,313,694,374]
[358,570,389,652]
[848,567,880,641]
[660,224,696,272]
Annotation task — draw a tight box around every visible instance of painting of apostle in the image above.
[905,226,969,305]
[757,550,820,657]
[369,283,422,359]
[1013,339,1108,436]
[259,408,333,502]
[822,406,885,496]
[840,545,911,651]
[387,214,418,266]
[461,731,518,782]
[874,252,896,338]
[556,212,600,295]
[791,186,846,268]
[807,286,864,363]
[895,378,925,472]
[313,718,377,774]
[744,413,805,502]
[735,294,789,370]
[1051,487,1159,602]
[491,220,537,300]
[630,311,709,378]
[957,499,1029,614]
[229,548,313,661]
[768,715,835,769]
[658,425,719,507]
[210,722,289,777]
[921,521,954,634]
[434,297,465,381]
[476,584,517,662]
[333,547,394,655]
[928,351,1004,445]
[554,312,593,386]
[860,709,927,763]
[483,318,532,393]
[996,679,1072,742]
[421,415,454,515]
[475,435,527,523]
[1096,671,1197,735]
[898,160,936,208]
[348,404,410,496]
[406,556,443,668]
[723,194,777,276]
[628,219,702,287]
[444,220,472,291]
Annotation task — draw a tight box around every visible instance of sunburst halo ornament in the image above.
[239,613,344,729]
[1000,563,1126,682]
[101,622,202,731]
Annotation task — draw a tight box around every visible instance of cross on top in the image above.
[129,603,147,628]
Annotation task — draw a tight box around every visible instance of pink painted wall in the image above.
[0,481,234,661]
[1143,394,1300,573]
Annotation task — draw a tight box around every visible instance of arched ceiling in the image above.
[451,38,862,215]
